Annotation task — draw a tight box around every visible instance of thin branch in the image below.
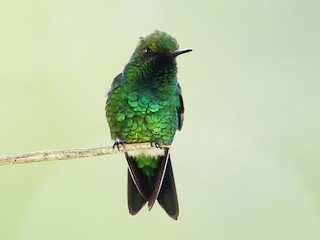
[0,142,170,167]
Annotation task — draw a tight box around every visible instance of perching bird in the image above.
[105,30,191,220]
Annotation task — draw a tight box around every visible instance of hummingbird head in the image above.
[126,30,192,81]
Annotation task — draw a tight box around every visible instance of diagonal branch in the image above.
[0,142,170,167]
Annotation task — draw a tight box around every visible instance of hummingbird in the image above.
[105,30,191,220]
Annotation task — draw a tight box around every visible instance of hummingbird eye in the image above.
[142,48,154,58]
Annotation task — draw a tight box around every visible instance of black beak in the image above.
[168,48,193,57]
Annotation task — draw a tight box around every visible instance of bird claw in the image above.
[150,141,162,149]
[113,141,126,150]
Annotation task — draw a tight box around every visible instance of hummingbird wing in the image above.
[105,73,123,97]
[177,83,184,131]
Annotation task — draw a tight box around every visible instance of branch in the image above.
[0,142,170,167]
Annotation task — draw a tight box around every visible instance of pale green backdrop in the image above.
[0,0,319,239]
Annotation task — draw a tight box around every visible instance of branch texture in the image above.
[0,142,169,167]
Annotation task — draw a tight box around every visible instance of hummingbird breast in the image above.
[106,80,180,145]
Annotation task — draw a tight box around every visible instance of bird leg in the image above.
[150,141,162,149]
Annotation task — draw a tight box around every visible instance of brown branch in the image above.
[0,142,170,167]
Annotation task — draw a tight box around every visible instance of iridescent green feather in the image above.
[134,155,160,176]
[105,30,189,219]
[106,31,182,145]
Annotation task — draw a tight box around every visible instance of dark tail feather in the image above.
[147,149,170,210]
[126,153,150,200]
[127,169,147,215]
[126,149,179,219]
[157,156,179,220]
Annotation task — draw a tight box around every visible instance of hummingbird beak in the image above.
[167,48,193,57]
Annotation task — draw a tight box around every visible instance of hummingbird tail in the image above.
[146,150,179,220]
[156,156,179,220]
[126,149,179,220]
[127,169,147,215]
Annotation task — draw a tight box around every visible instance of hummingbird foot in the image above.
[112,140,126,151]
[150,141,162,149]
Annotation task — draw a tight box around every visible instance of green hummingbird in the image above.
[105,30,191,220]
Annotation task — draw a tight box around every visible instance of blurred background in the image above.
[0,0,319,239]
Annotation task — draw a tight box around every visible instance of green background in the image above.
[0,0,319,239]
